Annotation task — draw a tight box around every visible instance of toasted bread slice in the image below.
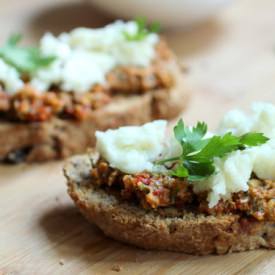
[64,154,275,255]
[0,59,188,163]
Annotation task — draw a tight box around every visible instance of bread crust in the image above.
[64,154,275,255]
[0,60,188,162]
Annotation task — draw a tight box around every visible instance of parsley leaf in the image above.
[239,132,268,146]
[190,133,241,163]
[158,119,269,181]
[124,17,160,41]
[174,119,208,154]
[0,34,56,74]
[183,160,215,181]
[171,164,189,178]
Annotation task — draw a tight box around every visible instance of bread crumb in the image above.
[111,264,122,272]
[59,259,64,266]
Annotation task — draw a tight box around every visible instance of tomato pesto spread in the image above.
[90,158,275,222]
[0,20,174,122]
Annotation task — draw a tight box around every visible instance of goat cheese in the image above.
[30,21,158,93]
[0,59,24,93]
[253,139,275,180]
[194,149,255,207]
[61,51,115,93]
[95,120,167,174]
[203,102,275,207]
[218,102,275,139]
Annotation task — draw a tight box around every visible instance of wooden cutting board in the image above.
[0,0,275,274]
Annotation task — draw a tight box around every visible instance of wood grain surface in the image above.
[0,0,275,274]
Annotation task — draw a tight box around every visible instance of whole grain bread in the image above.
[64,154,275,255]
[0,60,188,163]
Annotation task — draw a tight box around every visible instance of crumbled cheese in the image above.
[27,33,72,92]
[29,21,158,93]
[194,150,254,207]
[95,120,167,174]
[203,102,275,207]
[218,102,275,139]
[68,21,158,66]
[218,109,252,136]
[0,59,24,93]
[30,61,63,92]
[39,33,71,60]
[253,139,275,180]
[68,21,129,51]
[250,102,275,138]
[61,51,115,93]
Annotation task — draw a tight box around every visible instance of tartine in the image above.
[64,103,275,255]
[0,20,188,163]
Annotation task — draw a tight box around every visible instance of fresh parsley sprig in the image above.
[124,17,160,41]
[158,119,269,181]
[0,34,56,74]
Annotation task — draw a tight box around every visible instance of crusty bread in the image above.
[64,154,275,255]
[0,60,188,163]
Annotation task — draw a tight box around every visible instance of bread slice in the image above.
[0,59,188,163]
[64,154,275,255]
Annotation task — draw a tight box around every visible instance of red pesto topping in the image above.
[136,174,151,185]
[90,159,275,222]
[153,190,162,196]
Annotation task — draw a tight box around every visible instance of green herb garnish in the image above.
[0,34,56,74]
[124,17,160,41]
[158,119,269,181]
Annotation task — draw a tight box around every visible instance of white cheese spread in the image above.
[95,120,167,174]
[203,102,275,206]
[60,51,115,93]
[0,59,24,93]
[218,102,275,139]
[29,21,158,94]
[194,149,255,207]
[252,139,275,180]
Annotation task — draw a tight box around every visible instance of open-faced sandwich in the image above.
[0,19,187,163]
[64,102,275,255]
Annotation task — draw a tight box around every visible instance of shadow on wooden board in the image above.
[39,205,191,265]
[38,205,275,274]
